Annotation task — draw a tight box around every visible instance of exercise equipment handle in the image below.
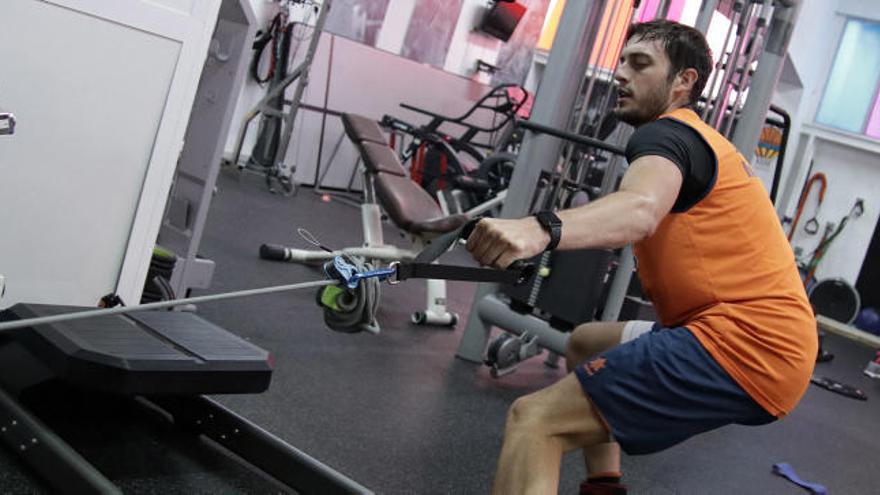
[398,83,527,135]
[515,119,625,156]
[767,104,790,203]
[399,102,445,121]
[394,260,535,287]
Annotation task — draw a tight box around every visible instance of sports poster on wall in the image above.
[401,0,465,69]
[323,0,392,47]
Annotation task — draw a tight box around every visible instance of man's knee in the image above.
[564,333,595,370]
[504,388,608,450]
[505,394,543,433]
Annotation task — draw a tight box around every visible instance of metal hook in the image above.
[851,198,865,218]
[804,217,820,235]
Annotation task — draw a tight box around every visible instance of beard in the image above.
[613,81,672,127]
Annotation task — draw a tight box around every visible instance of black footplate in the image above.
[0,303,272,395]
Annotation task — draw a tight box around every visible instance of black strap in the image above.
[413,220,477,263]
[401,220,534,286]
[396,262,532,286]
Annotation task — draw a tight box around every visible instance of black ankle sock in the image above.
[587,476,622,485]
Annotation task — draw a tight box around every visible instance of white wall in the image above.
[226,0,506,191]
[771,0,841,207]
[444,0,503,84]
[226,0,518,175]
[374,0,416,54]
[787,132,880,284]
[774,0,880,286]
[0,0,219,306]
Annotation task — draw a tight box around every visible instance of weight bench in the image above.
[261,113,476,325]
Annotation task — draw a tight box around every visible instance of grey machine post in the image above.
[456,0,611,366]
[731,1,802,159]
[157,0,257,299]
[694,0,721,33]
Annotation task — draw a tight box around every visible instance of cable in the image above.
[0,279,336,333]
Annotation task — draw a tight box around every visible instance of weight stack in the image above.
[141,247,178,303]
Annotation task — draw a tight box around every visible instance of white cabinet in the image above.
[0,0,220,306]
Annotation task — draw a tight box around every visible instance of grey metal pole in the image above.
[601,245,635,322]
[592,3,641,138]
[722,1,774,138]
[732,0,802,158]
[578,0,624,125]
[655,0,673,19]
[273,0,332,171]
[498,0,607,220]
[694,0,720,34]
[457,0,608,363]
[551,0,624,210]
[701,0,742,120]
[477,294,570,354]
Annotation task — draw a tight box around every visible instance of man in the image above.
[466,20,816,495]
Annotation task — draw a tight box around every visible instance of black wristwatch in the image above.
[533,211,562,251]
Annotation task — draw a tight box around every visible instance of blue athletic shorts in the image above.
[574,323,776,455]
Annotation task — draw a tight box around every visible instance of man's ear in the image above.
[676,68,699,96]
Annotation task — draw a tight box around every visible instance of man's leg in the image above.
[565,322,628,481]
[492,373,611,495]
[564,321,627,369]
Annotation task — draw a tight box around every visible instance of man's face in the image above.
[613,38,675,126]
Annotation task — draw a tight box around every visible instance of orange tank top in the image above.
[633,108,816,417]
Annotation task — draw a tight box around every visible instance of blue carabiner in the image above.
[325,256,397,289]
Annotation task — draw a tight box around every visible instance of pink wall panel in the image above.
[866,88,880,138]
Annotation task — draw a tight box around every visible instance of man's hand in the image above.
[465,217,551,269]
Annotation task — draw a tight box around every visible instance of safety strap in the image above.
[396,262,531,286]
[771,463,827,495]
[412,220,477,263]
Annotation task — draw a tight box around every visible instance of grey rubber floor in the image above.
[1,168,877,494]
[198,170,880,494]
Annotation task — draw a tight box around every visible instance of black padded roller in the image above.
[259,243,289,261]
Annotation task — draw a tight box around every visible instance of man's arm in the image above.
[466,155,683,269]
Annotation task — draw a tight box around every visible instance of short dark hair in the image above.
[625,20,712,104]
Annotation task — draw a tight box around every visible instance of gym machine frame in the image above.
[458,0,627,372]
[159,0,257,300]
[229,0,332,193]
[457,0,802,375]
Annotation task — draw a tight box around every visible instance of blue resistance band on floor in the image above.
[772,463,828,495]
